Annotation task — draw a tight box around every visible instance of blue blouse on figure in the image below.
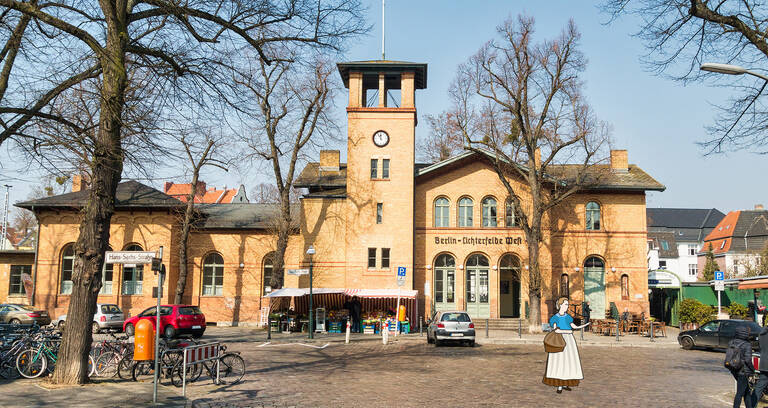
[549,313,573,330]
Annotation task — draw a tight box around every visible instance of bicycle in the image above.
[92,333,132,377]
[170,344,245,387]
[16,333,94,378]
[130,338,198,383]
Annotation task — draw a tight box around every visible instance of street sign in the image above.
[105,251,155,264]
[287,269,309,276]
[715,281,725,292]
[397,267,406,277]
[715,270,724,281]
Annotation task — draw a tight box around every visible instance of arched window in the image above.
[60,244,75,294]
[584,256,604,269]
[434,197,450,227]
[263,252,275,296]
[434,254,455,304]
[466,254,490,304]
[586,201,601,230]
[621,274,629,300]
[560,274,570,298]
[499,254,521,279]
[122,244,144,295]
[458,197,473,227]
[482,197,497,227]
[99,246,114,295]
[203,253,224,296]
[505,198,516,227]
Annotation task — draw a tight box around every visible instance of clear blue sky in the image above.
[1,0,766,213]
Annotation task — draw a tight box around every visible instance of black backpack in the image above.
[724,341,745,371]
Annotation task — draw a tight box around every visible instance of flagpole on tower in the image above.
[381,0,385,60]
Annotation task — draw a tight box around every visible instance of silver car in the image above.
[427,311,476,347]
[56,303,125,333]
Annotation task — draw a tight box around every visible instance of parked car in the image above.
[427,311,475,347]
[678,319,761,350]
[56,303,125,334]
[0,303,51,326]
[123,305,206,339]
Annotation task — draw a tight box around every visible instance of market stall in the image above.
[265,288,419,334]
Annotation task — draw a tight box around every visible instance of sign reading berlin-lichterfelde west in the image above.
[434,236,523,246]
[105,251,156,264]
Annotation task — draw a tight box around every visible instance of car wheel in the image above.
[164,325,176,339]
[680,336,694,350]
[427,333,434,344]
[92,322,100,334]
[9,319,21,325]
[125,323,134,336]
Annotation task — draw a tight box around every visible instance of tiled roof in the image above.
[648,231,679,258]
[196,203,300,229]
[164,181,240,204]
[15,180,183,210]
[647,208,725,229]
[703,210,768,254]
[295,163,347,188]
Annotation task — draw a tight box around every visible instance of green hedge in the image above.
[728,303,750,320]
[679,298,716,325]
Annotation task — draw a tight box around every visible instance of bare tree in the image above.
[236,54,338,291]
[450,16,610,331]
[174,134,228,305]
[0,0,365,384]
[251,183,281,204]
[603,0,768,153]
[418,111,464,162]
[11,207,35,236]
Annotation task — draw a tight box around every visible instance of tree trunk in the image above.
[527,231,542,333]
[174,176,199,304]
[51,5,127,385]
[270,194,292,290]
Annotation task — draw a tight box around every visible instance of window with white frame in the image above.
[202,253,224,296]
[434,197,449,227]
[60,244,75,294]
[9,265,30,295]
[122,244,144,295]
[482,197,498,227]
[659,260,667,269]
[688,244,697,256]
[505,198,516,227]
[458,197,473,227]
[382,159,390,179]
[688,264,698,276]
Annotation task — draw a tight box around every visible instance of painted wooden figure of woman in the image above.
[543,297,590,393]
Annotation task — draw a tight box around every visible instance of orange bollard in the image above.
[398,305,406,322]
[134,319,155,361]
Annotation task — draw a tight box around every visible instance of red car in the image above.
[123,305,206,339]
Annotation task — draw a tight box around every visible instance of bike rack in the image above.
[181,342,221,399]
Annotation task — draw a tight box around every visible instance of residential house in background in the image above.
[164,181,249,204]
[647,208,725,282]
[699,206,768,278]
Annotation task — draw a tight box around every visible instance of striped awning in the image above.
[343,288,418,299]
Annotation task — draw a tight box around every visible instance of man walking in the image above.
[728,326,755,408]
[752,326,768,406]
[581,301,591,328]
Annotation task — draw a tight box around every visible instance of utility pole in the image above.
[1,185,11,250]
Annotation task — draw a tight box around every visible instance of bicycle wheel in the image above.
[0,360,20,379]
[170,361,201,388]
[16,348,47,379]
[217,354,245,385]
[117,354,134,380]
[95,351,118,377]
[131,360,154,382]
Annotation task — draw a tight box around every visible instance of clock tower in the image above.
[337,60,427,290]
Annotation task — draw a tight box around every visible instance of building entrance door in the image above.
[433,254,456,313]
[499,254,521,318]
[584,257,606,319]
[466,254,490,319]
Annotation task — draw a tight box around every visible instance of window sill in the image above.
[7,294,26,298]
[370,178,390,181]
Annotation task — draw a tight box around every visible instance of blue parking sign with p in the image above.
[715,271,724,281]
[397,267,406,277]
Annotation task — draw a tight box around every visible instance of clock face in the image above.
[373,130,389,147]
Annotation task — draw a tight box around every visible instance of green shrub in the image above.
[680,298,716,325]
[728,303,750,320]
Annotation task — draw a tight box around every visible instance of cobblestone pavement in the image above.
[0,330,739,407]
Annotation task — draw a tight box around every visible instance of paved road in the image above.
[0,332,738,407]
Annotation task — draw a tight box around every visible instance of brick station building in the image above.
[0,60,664,325]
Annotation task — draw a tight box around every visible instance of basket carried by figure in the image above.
[543,330,566,353]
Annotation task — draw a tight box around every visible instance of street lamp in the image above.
[307,245,316,339]
[700,62,768,82]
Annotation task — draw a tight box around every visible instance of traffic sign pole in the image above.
[715,271,724,317]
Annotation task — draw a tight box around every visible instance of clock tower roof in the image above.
[337,60,427,89]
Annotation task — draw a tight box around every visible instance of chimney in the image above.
[196,181,206,193]
[319,150,340,172]
[71,174,88,192]
[756,204,765,210]
[610,150,628,172]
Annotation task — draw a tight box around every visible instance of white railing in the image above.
[122,281,142,295]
